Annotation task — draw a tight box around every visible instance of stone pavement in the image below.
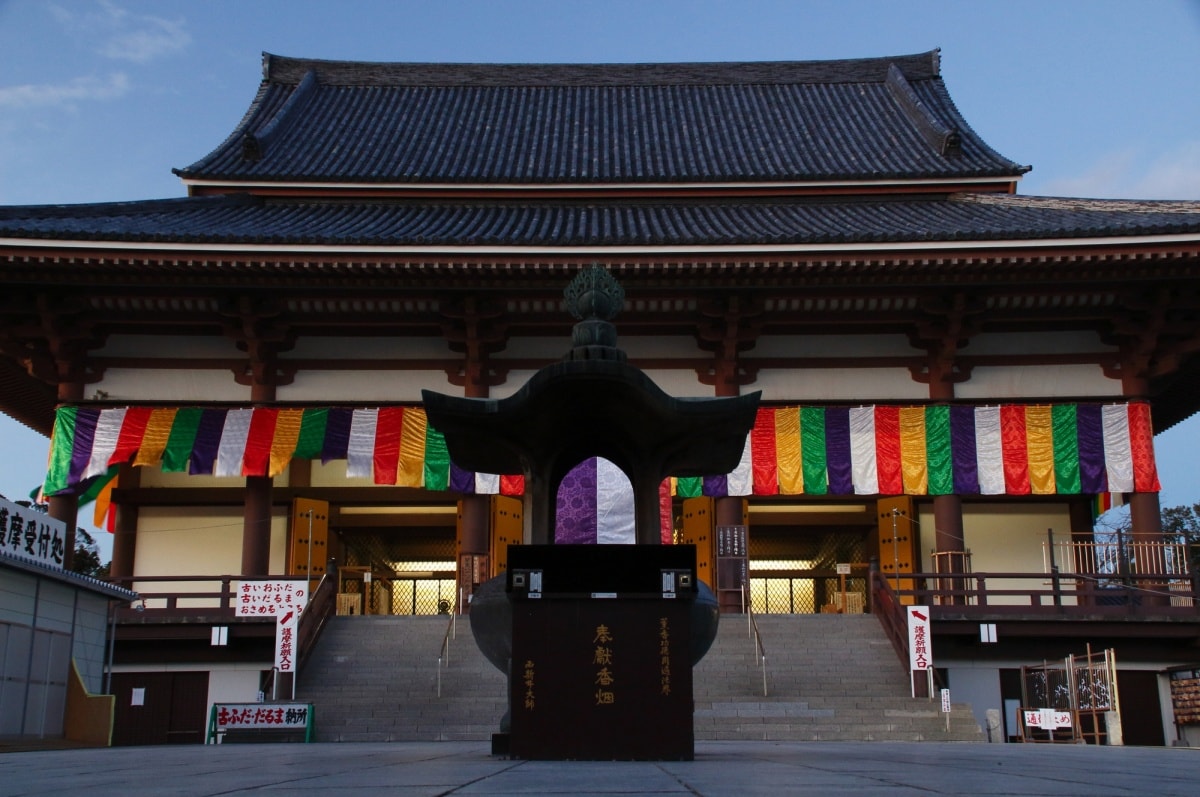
[1,741,1196,796]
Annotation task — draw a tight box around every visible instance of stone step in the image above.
[297,612,983,743]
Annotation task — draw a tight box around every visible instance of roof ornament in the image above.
[563,264,625,362]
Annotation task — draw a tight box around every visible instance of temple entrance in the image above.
[337,527,457,615]
[748,527,870,614]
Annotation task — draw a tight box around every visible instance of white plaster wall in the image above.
[140,468,246,489]
[283,336,454,359]
[99,335,243,358]
[310,459,369,488]
[96,369,251,402]
[207,666,269,718]
[955,365,1120,400]
[641,369,711,398]
[134,507,289,594]
[964,331,1113,357]
[621,336,706,358]
[277,370,448,402]
[751,334,921,358]
[751,367,930,402]
[958,503,1073,606]
[497,337,572,359]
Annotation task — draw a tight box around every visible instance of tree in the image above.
[72,526,110,579]
[1160,502,1200,569]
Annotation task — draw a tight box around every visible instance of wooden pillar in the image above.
[241,381,275,576]
[46,494,78,572]
[1129,491,1169,607]
[241,475,273,576]
[932,494,967,605]
[109,464,140,580]
[932,495,965,564]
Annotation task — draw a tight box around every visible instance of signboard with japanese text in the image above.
[207,703,313,743]
[511,600,693,760]
[506,544,698,760]
[0,496,66,571]
[907,605,932,671]
[235,580,307,673]
[1023,709,1073,730]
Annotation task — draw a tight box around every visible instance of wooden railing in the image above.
[871,569,1200,619]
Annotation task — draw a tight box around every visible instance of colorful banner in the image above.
[46,402,1159,514]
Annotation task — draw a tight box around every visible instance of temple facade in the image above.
[2,50,1200,746]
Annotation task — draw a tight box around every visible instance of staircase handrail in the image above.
[744,587,768,696]
[871,569,911,669]
[435,591,458,697]
[297,572,336,672]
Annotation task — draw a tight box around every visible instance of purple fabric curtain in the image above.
[556,457,598,543]
[950,405,980,494]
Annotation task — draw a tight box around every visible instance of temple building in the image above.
[2,49,1199,746]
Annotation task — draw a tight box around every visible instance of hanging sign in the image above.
[235,579,307,672]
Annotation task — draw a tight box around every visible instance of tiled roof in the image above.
[3,193,1200,248]
[174,51,1027,185]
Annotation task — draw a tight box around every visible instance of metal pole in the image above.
[104,599,117,694]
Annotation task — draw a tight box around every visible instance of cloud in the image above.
[1040,142,1200,201]
[51,0,191,64]
[0,73,130,110]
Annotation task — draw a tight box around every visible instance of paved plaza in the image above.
[1,741,1196,796]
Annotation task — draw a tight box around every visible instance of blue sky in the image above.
[1,0,1199,554]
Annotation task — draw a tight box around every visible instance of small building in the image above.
[1,49,1199,745]
[0,496,137,745]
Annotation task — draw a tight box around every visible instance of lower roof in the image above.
[2,193,1200,250]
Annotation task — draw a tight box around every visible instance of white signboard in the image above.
[0,496,67,571]
[1024,709,1072,730]
[940,688,952,713]
[212,703,311,730]
[235,580,307,673]
[907,605,932,671]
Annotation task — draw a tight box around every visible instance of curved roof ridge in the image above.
[261,50,942,87]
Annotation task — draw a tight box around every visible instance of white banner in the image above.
[907,605,932,671]
[0,497,66,571]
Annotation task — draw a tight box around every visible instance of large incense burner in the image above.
[422,267,759,758]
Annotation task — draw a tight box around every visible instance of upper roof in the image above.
[174,50,1028,187]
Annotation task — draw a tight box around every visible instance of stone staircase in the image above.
[693,613,983,742]
[297,612,982,743]
[297,615,507,742]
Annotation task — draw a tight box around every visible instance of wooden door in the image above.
[876,495,917,604]
[112,671,209,746]
[490,494,523,577]
[289,497,329,593]
[680,497,715,590]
